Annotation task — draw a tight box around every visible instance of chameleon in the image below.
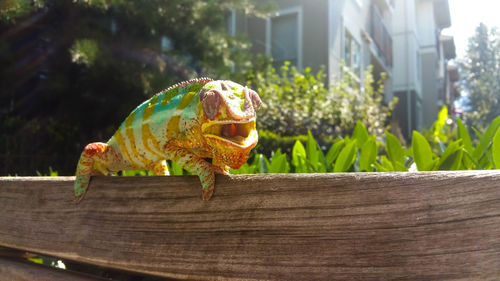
[74,78,261,202]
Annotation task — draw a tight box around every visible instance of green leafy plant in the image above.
[234,106,500,174]
[35,167,59,177]
[249,62,396,139]
[36,106,500,176]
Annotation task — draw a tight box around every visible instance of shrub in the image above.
[35,107,500,175]
[233,106,500,174]
[248,62,396,139]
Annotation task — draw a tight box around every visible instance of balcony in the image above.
[370,4,393,67]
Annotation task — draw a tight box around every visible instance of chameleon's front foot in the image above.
[202,188,214,201]
[199,165,228,201]
[74,174,91,203]
[74,142,111,203]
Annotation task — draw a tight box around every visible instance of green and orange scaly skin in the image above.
[74,78,261,202]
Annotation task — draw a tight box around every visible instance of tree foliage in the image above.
[0,0,272,175]
[461,23,500,131]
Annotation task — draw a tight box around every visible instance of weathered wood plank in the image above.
[0,257,107,281]
[1,172,500,280]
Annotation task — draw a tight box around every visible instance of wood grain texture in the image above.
[0,257,107,281]
[1,172,500,280]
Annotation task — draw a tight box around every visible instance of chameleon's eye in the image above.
[202,90,220,119]
[248,89,262,110]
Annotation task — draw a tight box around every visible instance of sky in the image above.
[442,0,500,59]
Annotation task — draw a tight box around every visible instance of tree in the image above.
[461,23,500,130]
[0,0,272,175]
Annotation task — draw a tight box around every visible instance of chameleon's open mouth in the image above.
[202,119,258,148]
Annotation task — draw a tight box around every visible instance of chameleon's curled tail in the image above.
[74,142,110,203]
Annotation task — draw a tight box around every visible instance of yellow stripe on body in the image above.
[177,90,196,110]
[166,115,181,139]
[142,123,164,158]
[113,129,141,168]
[124,112,150,167]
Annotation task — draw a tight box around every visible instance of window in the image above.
[266,7,302,70]
[344,30,361,79]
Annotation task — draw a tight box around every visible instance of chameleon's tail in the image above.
[74,142,110,203]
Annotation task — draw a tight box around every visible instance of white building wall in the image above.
[328,0,392,86]
[392,0,421,96]
[328,0,368,85]
[416,0,437,47]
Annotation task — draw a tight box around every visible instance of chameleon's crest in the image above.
[155,77,213,97]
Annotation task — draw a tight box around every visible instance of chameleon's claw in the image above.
[202,188,214,201]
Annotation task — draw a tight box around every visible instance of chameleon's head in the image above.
[199,80,262,169]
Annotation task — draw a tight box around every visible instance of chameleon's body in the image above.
[74,78,261,201]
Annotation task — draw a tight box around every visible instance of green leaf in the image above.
[385,131,405,169]
[472,127,483,142]
[441,150,463,170]
[258,154,269,173]
[49,166,58,176]
[231,163,251,174]
[313,148,327,172]
[433,106,448,141]
[461,148,476,170]
[437,140,463,170]
[492,127,500,169]
[249,155,262,173]
[325,139,345,169]
[306,130,327,172]
[121,170,150,176]
[352,121,369,146]
[394,161,408,171]
[360,137,377,171]
[457,118,473,152]
[334,140,357,172]
[292,140,308,173]
[412,131,435,171]
[457,117,474,169]
[171,161,184,175]
[269,149,290,173]
[28,258,44,264]
[375,155,394,172]
[473,115,500,162]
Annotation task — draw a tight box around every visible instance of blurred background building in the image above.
[230,0,458,138]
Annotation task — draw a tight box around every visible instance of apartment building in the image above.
[230,0,457,138]
[392,0,457,137]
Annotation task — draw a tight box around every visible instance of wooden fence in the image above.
[1,172,500,280]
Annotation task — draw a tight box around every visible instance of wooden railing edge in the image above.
[1,171,500,280]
